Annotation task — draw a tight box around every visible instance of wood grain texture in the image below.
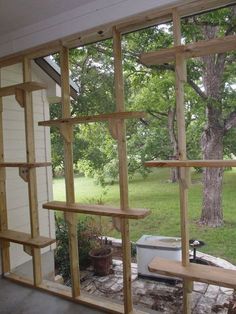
[38,111,146,126]
[23,57,42,286]
[42,201,150,219]
[144,160,236,168]
[0,230,55,248]
[0,96,10,273]
[140,34,236,66]
[173,9,191,314]
[60,45,80,298]
[0,162,51,168]
[113,27,133,314]
[149,257,236,289]
[0,82,47,97]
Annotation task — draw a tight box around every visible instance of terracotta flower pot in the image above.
[89,247,113,276]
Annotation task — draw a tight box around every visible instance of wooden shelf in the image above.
[43,201,150,219]
[0,82,47,97]
[0,162,51,168]
[0,230,55,248]
[149,257,236,289]
[144,160,236,168]
[38,111,146,127]
[140,34,236,66]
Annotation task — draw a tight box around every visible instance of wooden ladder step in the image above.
[0,230,56,248]
[149,257,236,289]
[0,162,51,168]
[140,34,236,66]
[43,201,150,219]
[0,82,47,97]
[38,111,146,126]
[144,160,236,168]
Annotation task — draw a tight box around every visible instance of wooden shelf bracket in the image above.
[19,166,29,182]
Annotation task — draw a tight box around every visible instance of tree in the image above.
[182,7,236,226]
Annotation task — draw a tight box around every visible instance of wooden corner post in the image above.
[23,57,42,286]
[60,45,80,298]
[112,27,133,313]
[0,96,10,274]
[172,8,192,314]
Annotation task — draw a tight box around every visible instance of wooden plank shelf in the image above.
[0,162,51,168]
[0,82,47,97]
[140,34,236,66]
[0,230,55,248]
[38,111,146,127]
[43,201,150,219]
[144,160,236,168]
[148,257,236,289]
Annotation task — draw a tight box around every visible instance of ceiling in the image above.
[0,0,96,36]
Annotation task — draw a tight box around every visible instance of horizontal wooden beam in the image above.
[140,34,236,66]
[0,230,55,248]
[0,82,47,97]
[43,201,150,219]
[0,0,234,68]
[149,257,236,289]
[38,111,146,127]
[0,162,51,168]
[144,160,236,168]
[5,274,148,314]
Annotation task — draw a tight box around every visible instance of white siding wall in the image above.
[0,63,55,270]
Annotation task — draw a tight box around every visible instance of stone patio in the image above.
[80,252,236,313]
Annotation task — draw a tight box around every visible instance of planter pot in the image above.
[89,247,113,276]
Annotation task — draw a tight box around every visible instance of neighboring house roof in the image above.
[35,57,79,100]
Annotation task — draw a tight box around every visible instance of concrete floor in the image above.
[0,278,105,314]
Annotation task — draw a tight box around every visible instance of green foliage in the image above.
[50,6,236,184]
[53,169,236,264]
[55,216,101,281]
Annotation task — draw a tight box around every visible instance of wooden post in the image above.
[60,46,80,298]
[0,96,10,274]
[172,8,192,314]
[23,58,42,286]
[113,27,133,314]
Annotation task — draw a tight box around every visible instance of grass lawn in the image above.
[53,168,236,265]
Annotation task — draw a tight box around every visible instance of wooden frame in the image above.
[0,1,236,314]
[0,0,234,69]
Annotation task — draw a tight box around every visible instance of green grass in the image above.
[53,169,236,265]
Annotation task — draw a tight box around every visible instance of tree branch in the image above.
[186,77,208,100]
[224,111,236,132]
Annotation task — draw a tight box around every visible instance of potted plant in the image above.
[89,236,113,276]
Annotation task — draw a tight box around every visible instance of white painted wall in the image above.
[0,63,55,271]
[0,0,183,58]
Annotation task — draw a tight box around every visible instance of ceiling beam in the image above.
[0,0,235,68]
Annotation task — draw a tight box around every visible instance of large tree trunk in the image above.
[167,108,179,182]
[200,125,224,226]
[199,25,226,227]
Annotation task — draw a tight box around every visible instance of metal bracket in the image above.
[108,119,119,140]
[15,89,25,108]
[23,245,33,256]
[19,167,29,182]
[59,124,73,143]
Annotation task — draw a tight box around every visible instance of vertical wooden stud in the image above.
[113,27,133,314]
[23,57,42,286]
[172,8,192,314]
[0,96,10,274]
[60,46,80,298]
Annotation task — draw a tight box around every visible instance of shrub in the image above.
[55,216,101,282]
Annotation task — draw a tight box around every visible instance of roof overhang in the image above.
[0,0,235,64]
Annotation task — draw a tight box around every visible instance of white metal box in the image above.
[136,235,182,279]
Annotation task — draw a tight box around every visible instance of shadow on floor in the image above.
[0,278,104,314]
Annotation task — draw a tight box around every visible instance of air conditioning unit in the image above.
[136,235,182,280]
